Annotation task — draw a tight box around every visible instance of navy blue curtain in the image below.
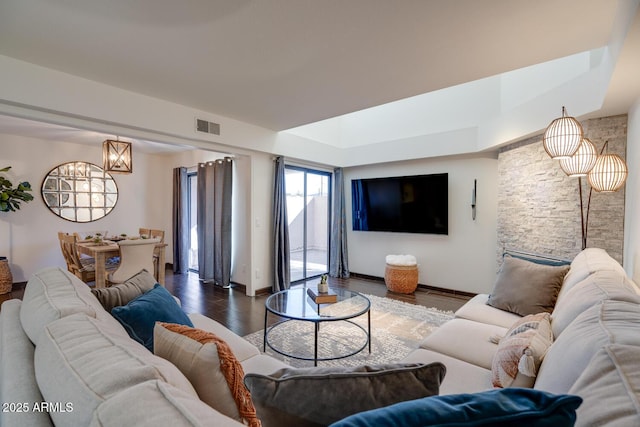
[272,156,290,292]
[329,167,349,278]
[172,167,189,274]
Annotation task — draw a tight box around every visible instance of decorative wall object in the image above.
[41,161,118,222]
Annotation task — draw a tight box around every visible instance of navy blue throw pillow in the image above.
[330,388,582,427]
[111,283,193,351]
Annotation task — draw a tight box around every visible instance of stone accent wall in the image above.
[497,115,627,264]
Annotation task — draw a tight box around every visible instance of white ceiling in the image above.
[0,0,639,155]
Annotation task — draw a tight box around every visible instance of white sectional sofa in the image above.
[1,247,639,426]
[400,247,640,426]
[0,267,287,427]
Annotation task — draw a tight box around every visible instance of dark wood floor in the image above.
[2,268,471,337]
[164,270,471,336]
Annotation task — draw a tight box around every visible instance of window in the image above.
[285,166,331,282]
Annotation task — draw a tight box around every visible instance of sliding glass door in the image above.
[285,166,331,282]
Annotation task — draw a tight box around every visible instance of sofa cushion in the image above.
[559,248,626,299]
[91,268,157,312]
[487,256,569,316]
[244,362,446,427]
[91,380,245,427]
[551,270,640,338]
[569,344,640,427]
[34,313,197,427]
[536,300,640,394]
[153,322,260,427]
[19,267,100,345]
[492,312,553,388]
[454,294,522,328]
[111,284,193,351]
[401,348,493,396]
[419,318,506,369]
[240,354,291,376]
[329,388,582,427]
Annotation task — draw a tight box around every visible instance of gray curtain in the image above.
[329,167,350,278]
[172,167,189,274]
[197,158,233,287]
[273,156,290,292]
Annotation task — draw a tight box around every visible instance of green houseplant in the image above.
[0,166,34,212]
[0,166,34,293]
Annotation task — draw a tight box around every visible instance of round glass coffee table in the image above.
[263,287,371,366]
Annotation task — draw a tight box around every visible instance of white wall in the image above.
[0,133,274,296]
[624,97,640,283]
[345,155,499,294]
[0,134,156,281]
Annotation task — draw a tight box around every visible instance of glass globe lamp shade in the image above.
[559,138,597,177]
[543,107,584,159]
[587,153,628,192]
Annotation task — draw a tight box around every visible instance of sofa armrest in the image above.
[0,300,53,427]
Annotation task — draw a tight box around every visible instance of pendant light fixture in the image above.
[559,138,597,177]
[543,106,584,159]
[103,139,133,174]
[587,141,628,192]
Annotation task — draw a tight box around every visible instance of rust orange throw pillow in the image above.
[154,322,261,427]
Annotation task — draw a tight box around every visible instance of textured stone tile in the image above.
[497,114,627,265]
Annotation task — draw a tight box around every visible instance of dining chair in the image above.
[149,229,165,242]
[108,238,161,284]
[59,233,97,283]
[58,232,75,273]
[137,228,165,277]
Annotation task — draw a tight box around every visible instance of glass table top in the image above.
[265,286,370,321]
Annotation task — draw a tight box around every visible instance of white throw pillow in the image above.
[491,312,553,388]
[153,322,261,427]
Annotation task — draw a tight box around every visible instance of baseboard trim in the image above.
[254,287,271,296]
[229,282,271,296]
[349,272,476,298]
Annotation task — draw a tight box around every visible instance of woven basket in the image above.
[0,258,13,295]
[384,263,419,294]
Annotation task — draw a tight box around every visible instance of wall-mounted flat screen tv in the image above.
[351,173,448,235]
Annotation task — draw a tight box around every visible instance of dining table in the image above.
[76,239,167,288]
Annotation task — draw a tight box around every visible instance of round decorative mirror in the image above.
[41,161,118,222]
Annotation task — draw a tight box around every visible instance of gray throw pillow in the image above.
[91,269,157,312]
[487,256,569,316]
[244,362,446,427]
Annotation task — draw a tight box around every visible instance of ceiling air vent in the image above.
[196,118,221,136]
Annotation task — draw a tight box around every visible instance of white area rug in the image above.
[243,294,453,368]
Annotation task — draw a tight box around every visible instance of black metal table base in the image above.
[263,310,371,366]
